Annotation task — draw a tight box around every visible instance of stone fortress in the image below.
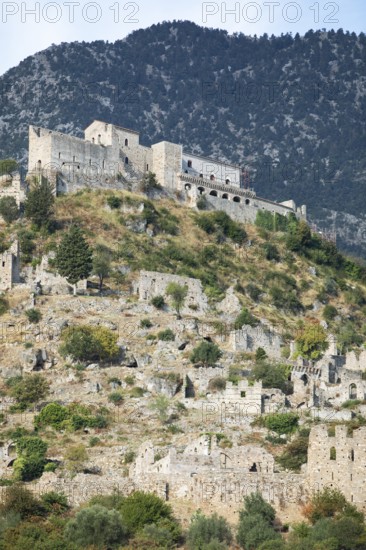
[27,120,307,224]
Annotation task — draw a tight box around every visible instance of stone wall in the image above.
[229,324,283,359]
[0,241,20,291]
[182,151,241,187]
[151,141,182,190]
[134,270,208,315]
[307,425,366,510]
[130,436,309,514]
[0,174,25,207]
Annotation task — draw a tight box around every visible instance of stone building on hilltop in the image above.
[28,120,306,224]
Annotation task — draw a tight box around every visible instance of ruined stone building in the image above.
[28,120,307,223]
[307,425,366,510]
[291,336,366,409]
[129,435,308,512]
[0,240,20,291]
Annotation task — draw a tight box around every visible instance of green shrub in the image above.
[341,399,362,409]
[295,322,329,360]
[34,403,70,430]
[323,304,338,322]
[44,462,58,473]
[8,374,49,410]
[13,436,48,481]
[157,329,175,341]
[237,493,279,549]
[151,295,165,309]
[208,377,226,391]
[0,196,19,225]
[0,296,9,316]
[41,491,69,514]
[234,307,259,328]
[18,229,36,264]
[276,429,310,471]
[60,325,119,363]
[263,243,280,261]
[124,451,136,464]
[187,511,233,549]
[0,485,45,518]
[65,504,128,548]
[251,362,293,395]
[270,286,304,313]
[246,283,262,302]
[190,341,222,367]
[264,413,299,435]
[25,308,42,323]
[106,195,122,209]
[119,491,178,537]
[124,376,135,386]
[140,318,153,328]
[196,196,207,210]
[166,282,188,317]
[108,392,124,406]
[130,387,144,398]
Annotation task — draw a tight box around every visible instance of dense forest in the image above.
[0,22,365,256]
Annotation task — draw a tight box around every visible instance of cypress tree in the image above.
[24,178,55,229]
[55,225,93,295]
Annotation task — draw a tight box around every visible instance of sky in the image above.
[1,0,365,76]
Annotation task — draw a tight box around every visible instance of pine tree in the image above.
[24,178,55,230]
[55,225,93,295]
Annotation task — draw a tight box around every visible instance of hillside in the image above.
[0,186,366,546]
[1,21,366,257]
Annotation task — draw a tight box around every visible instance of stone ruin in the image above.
[133,270,208,315]
[0,240,20,291]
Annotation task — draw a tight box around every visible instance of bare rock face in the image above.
[218,286,242,316]
[21,348,52,372]
[146,375,181,398]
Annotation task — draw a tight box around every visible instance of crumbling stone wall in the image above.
[134,270,208,315]
[0,240,20,291]
[307,425,366,510]
[0,174,25,208]
[229,324,282,358]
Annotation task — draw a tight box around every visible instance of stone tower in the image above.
[0,240,20,291]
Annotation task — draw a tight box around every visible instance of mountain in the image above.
[1,21,366,257]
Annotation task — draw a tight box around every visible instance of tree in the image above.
[190,341,222,367]
[8,374,50,410]
[187,511,232,549]
[0,159,17,177]
[64,504,127,548]
[264,413,299,435]
[0,196,19,224]
[237,493,279,549]
[24,178,55,230]
[118,491,177,536]
[166,282,188,318]
[13,436,48,482]
[64,444,87,474]
[60,325,119,363]
[92,244,111,292]
[55,225,93,295]
[295,321,328,360]
[251,361,293,395]
[303,487,363,525]
[0,485,45,518]
[149,395,170,423]
[234,307,259,328]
